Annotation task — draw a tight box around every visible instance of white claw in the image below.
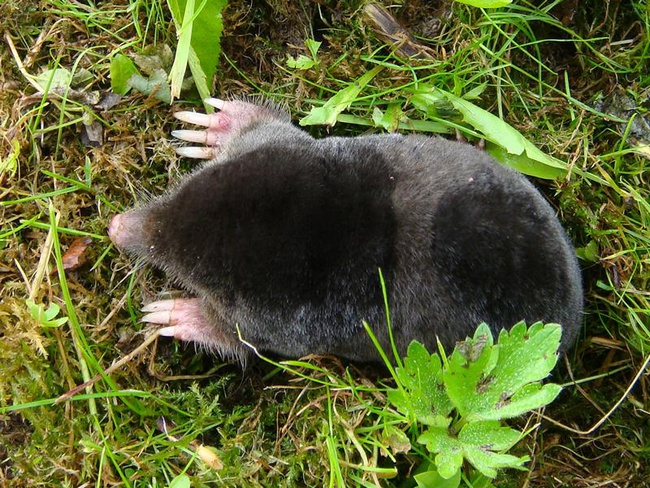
[171,130,210,144]
[141,310,172,324]
[204,97,225,109]
[175,146,216,159]
[173,111,212,127]
[158,326,177,337]
[142,299,175,313]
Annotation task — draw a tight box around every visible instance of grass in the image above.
[1,0,649,486]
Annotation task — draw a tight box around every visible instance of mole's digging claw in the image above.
[175,146,216,159]
[173,111,214,127]
[158,326,177,337]
[204,97,225,109]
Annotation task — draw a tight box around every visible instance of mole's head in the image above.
[107,163,244,289]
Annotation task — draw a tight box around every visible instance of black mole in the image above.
[108,97,583,364]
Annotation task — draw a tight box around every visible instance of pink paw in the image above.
[141,298,207,341]
[172,97,284,159]
[142,298,246,361]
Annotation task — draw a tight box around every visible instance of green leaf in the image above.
[300,66,383,126]
[169,474,191,488]
[418,428,464,479]
[127,69,172,104]
[444,322,562,422]
[575,240,599,262]
[419,421,527,479]
[414,462,461,488]
[305,39,321,59]
[454,0,513,8]
[410,84,568,179]
[287,54,317,70]
[387,341,454,426]
[35,68,73,93]
[372,103,403,132]
[167,0,227,102]
[26,299,68,328]
[460,421,528,478]
[110,54,139,96]
[485,142,566,180]
[380,425,412,456]
[0,139,20,179]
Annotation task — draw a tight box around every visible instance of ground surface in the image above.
[1,0,649,486]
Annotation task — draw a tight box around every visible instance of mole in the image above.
[108,97,583,364]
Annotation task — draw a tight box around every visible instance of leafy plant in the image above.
[388,322,563,486]
[167,0,228,101]
[287,39,322,70]
[110,0,228,104]
[25,298,68,328]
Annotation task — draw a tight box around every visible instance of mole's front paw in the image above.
[142,297,247,362]
[141,298,206,340]
[172,97,289,160]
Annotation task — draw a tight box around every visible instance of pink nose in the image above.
[108,214,125,248]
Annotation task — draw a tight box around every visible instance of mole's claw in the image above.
[173,111,212,127]
[158,326,177,337]
[172,130,210,144]
[175,146,216,159]
[141,310,172,325]
[142,299,175,313]
[204,97,225,109]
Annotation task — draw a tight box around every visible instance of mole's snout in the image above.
[108,214,127,248]
[108,212,144,251]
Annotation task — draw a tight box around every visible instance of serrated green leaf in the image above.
[491,382,562,419]
[300,66,383,126]
[410,84,568,179]
[443,324,498,418]
[444,322,562,422]
[110,54,139,96]
[168,0,227,102]
[460,423,527,478]
[420,421,526,479]
[388,341,453,426]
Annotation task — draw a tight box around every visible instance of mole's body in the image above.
[108,98,583,363]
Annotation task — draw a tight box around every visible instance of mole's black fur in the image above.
[110,99,583,363]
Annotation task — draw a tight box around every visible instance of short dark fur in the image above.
[116,102,583,362]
